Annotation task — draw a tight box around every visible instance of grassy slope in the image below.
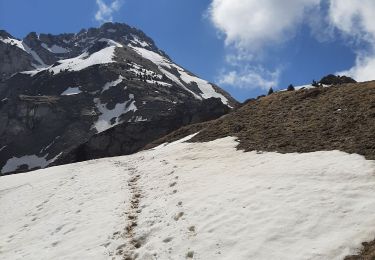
[147,81,375,160]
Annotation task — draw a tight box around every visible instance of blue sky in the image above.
[0,0,373,101]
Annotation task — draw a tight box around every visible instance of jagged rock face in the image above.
[0,31,34,80]
[57,98,230,164]
[0,22,237,175]
[0,23,166,81]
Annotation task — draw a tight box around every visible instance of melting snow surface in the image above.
[145,79,172,87]
[130,35,150,48]
[0,37,26,51]
[1,154,61,174]
[98,38,123,48]
[280,84,332,91]
[0,160,130,259]
[1,136,375,259]
[101,76,124,93]
[128,115,148,122]
[49,46,117,75]
[23,42,120,76]
[61,87,82,96]
[132,46,167,66]
[178,69,229,105]
[93,94,137,133]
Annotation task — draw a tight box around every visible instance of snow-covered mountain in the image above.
[1,134,375,259]
[0,23,237,175]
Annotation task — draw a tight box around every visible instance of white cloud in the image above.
[328,0,375,81]
[338,51,375,82]
[329,0,375,42]
[218,66,280,90]
[95,0,122,23]
[208,0,319,90]
[209,0,320,51]
[209,0,375,85]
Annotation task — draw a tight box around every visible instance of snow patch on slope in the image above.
[61,87,82,96]
[1,137,375,259]
[130,35,150,48]
[128,115,148,123]
[49,46,117,75]
[146,79,172,87]
[23,40,122,76]
[131,46,230,104]
[1,153,61,174]
[132,47,201,99]
[280,84,332,91]
[0,37,26,52]
[98,38,123,48]
[179,69,230,105]
[41,43,70,54]
[132,46,167,66]
[101,76,124,93]
[93,94,137,133]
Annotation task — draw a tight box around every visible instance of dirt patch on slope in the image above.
[345,239,375,260]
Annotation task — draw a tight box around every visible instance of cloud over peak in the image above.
[95,0,122,23]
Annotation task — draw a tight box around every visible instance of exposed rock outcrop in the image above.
[0,23,237,175]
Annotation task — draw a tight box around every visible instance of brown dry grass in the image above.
[149,81,375,160]
[345,239,375,260]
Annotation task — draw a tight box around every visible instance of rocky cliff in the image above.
[0,22,237,175]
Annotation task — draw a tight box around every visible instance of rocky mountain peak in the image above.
[0,23,163,80]
[76,22,162,54]
[24,32,38,41]
[0,30,13,39]
[0,22,238,175]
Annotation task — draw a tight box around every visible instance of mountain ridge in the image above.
[0,22,166,77]
[0,22,237,175]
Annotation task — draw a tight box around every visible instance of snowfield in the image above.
[48,45,117,75]
[1,136,375,260]
[21,39,122,76]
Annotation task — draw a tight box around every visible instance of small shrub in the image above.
[312,80,319,87]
